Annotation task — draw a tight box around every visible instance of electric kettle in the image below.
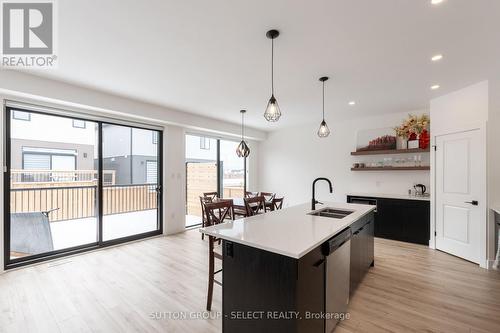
[414,184,426,196]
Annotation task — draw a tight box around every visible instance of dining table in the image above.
[216,197,273,211]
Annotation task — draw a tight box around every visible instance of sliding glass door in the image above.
[219,139,245,198]
[184,134,247,227]
[4,107,162,268]
[7,111,99,261]
[185,134,217,227]
[102,125,161,241]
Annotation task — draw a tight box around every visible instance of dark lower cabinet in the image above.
[222,212,375,333]
[350,215,375,295]
[222,241,324,333]
[347,196,430,245]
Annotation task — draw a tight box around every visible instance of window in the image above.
[200,137,210,150]
[23,153,51,170]
[146,160,158,184]
[152,131,159,144]
[12,110,31,121]
[22,147,77,182]
[72,119,86,128]
[185,134,246,228]
[6,107,163,269]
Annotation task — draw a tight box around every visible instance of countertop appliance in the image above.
[322,227,351,332]
[414,184,427,196]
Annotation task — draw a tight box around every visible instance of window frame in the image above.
[3,106,164,270]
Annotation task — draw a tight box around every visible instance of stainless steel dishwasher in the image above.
[322,227,351,333]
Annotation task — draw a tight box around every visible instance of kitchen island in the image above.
[200,202,375,333]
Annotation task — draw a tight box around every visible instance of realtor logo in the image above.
[1,0,57,67]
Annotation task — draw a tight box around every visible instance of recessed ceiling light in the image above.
[431,85,440,90]
[348,101,356,106]
[431,54,443,62]
[431,0,444,4]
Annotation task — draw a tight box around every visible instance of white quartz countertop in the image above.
[347,192,431,201]
[199,202,375,259]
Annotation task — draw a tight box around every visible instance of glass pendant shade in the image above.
[236,109,250,158]
[317,76,331,138]
[317,120,330,138]
[264,95,281,122]
[236,140,250,158]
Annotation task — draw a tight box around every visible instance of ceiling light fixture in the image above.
[349,101,356,106]
[431,0,444,5]
[263,29,282,122]
[317,77,331,138]
[431,84,440,90]
[236,110,250,158]
[431,54,443,62]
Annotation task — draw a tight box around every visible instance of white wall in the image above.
[487,78,500,268]
[258,110,430,207]
[0,71,266,273]
[163,126,187,234]
[430,81,489,268]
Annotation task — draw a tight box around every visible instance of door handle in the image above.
[465,200,478,206]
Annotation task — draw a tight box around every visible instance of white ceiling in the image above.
[27,0,500,131]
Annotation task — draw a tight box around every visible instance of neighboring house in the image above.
[10,110,159,185]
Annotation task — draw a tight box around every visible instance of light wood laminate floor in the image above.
[0,230,499,333]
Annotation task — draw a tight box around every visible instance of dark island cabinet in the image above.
[347,196,430,245]
[349,215,375,295]
[221,212,375,333]
[222,241,325,333]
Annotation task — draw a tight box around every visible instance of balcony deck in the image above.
[50,209,158,250]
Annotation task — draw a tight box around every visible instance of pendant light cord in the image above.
[322,80,325,121]
[271,38,274,95]
[241,111,245,140]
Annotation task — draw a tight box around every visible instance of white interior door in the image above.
[435,129,485,264]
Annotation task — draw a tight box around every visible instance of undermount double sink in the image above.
[309,208,354,219]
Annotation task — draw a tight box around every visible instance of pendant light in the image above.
[264,29,281,122]
[236,110,250,158]
[317,76,331,138]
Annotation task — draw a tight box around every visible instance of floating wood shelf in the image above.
[351,166,430,171]
[351,148,430,156]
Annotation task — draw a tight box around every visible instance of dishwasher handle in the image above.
[322,227,352,256]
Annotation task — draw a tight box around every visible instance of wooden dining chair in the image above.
[203,191,219,201]
[271,197,284,211]
[244,191,258,198]
[205,200,234,311]
[199,196,213,240]
[243,195,266,217]
[260,192,276,212]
